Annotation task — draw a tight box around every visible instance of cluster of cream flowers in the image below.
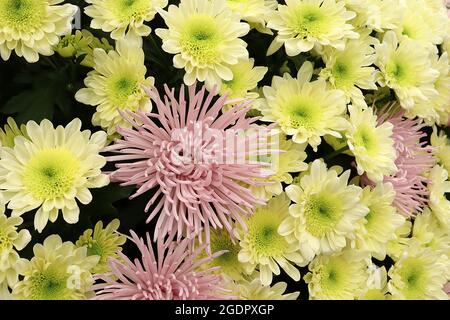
[0,0,449,300]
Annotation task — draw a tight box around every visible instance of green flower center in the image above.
[332,60,355,88]
[109,0,151,22]
[0,0,45,32]
[291,5,328,38]
[319,259,347,294]
[107,74,140,108]
[304,193,342,237]
[180,14,221,65]
[247,211,287,257]
[23,148,80,200]
[353,125,378,154]
[0,230,13,252]
[398,258,427,299]
[284,96,320,130]
[86,240,104,258]
[386,60,413,85]
[210,230,240,270]
[29,267,71,300]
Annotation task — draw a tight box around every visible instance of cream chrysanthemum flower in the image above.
[386,219,412,261]
[431,128,450,173]
[250,133,308,200]
[259,62,348,151]
[75,39,154,137]
[220,58,267,101]
[76,219,126,274]
[236,193,304,286]
[0,212,31,291]
[395,0,448,47]
[375,31,439,109]
[0,119,109,233]
[428,165,450,228]
[12,235,99,300]
[304,249,369,300]
[225,0,277,34]
[351,183,405,260]
[0,0,77,62]
[267,0,359,56]
[230,273,300,300]
[84,0,168,43]
[280,159,369,262]
[319,31,378,107]
[388,243,448,300]
[407,53,450,125]
[344,0,402,31]
[0,117,28,148]
[346,105,397,183]
[203,228,243,281]
[156,0,250,89]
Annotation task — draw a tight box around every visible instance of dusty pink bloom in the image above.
[363,105,436,216]
[92,231,232,300]
[105,84,274,244]
[444,282,450,295]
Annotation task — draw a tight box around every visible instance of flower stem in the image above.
[324,145,350,161]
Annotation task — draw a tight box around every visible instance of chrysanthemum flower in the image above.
[351,183,405,260]
[12,235,99,300]
[395,0,449,47]
[55,29,113,68]
[225,0,277,34]
[220,59,268,101]
[0,213,31,291]
[75,39,155,137]
[407,53,450,126]
[0,117,28,148]
[250,133,308,200]
[267,0,358,56]
[229,273,300,300]
[431,127,450,173]
[428,165,450,228]
[203,228,243,281]
[93,231,231,300]
[304,249,369,300]
[259,61,348,151]
[344,0,402,32]
[319,31,378,107]
[362,107,436,216]
[375,31,439,109]
[388,243,448,300]
[84,0,168,43]
[0,119,109,232]
[280,159,369,262]
[236,193,303,286]
[345,104,397,183]
[156,0,250,89]
[105,84,273,245]
[0,0,77,62]
[76,219,126,274]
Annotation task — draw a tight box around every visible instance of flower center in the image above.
[292,5,327,38]
[0,0,45,33]
[284,97,320,130]
[304,193,342,237]
[398,258,427,299]
[248,211,286,257]
[109,0,151,22]
[210,230,240,269]
[107,74,140,109]
[180,14,221,65]
[319,259,347,294]
[386,60,413,85]
[23,148,80,200]
[332,60,355,88]
[353,125,378,154]
[29,267,70,300]
[0,230,13,253]
[86,240,104,257]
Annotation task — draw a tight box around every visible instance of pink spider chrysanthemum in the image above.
[105,84,274,244]
[92,231,232,300]
[363,104,436,216]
